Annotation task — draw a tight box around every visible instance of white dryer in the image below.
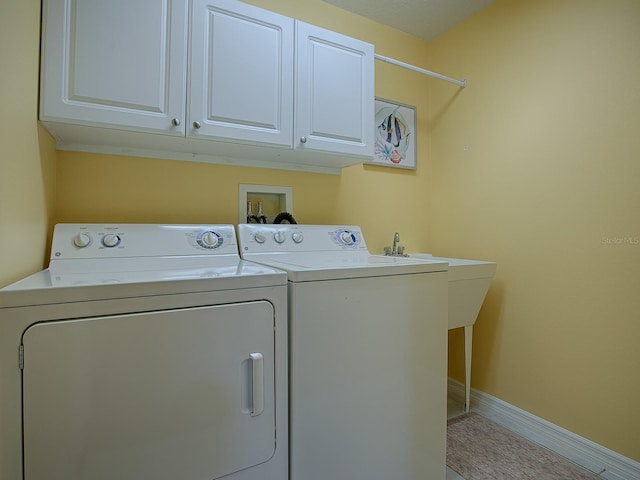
[238,224,449,480]
[0,224,288,480]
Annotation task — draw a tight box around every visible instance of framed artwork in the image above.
[367,98,417,169]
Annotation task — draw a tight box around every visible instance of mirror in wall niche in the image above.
[239,184,293,225]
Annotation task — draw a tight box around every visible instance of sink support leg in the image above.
[463,325,473,413]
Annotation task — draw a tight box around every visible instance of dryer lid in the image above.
[0,224,286,308]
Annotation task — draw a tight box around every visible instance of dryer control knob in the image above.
[197,230,222,249]
[73,233,91,248]
[102,233,121,248]
[254,233,266,244]
[291,232,304,243]
[273,231,286,244]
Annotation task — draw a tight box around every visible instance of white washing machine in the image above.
[0,224,288,480]
[238,224,449,480]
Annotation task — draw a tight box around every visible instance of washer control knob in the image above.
[73,233,91,248]
[339,231,356,246]
[101,233,121,248]
[254,233,266,244]
[197,230,222,249]
[291,232,304,243]
[273,231,286,244]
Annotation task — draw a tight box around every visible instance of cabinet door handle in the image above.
[300,136,307,144]
[171,118,181,127]
[193,121,201,129]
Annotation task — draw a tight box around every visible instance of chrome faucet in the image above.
[384,232,407,257]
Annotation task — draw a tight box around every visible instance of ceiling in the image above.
[321,0,495,42]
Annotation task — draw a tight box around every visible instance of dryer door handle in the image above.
[249,353,264,417]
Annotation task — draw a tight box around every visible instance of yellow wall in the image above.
[427,0,640,461]
[3,0,638,464]
[56,152,342,225]
[0,0,56,287]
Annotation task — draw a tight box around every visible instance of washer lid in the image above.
[238,224,448,281]
[244,252,447,282]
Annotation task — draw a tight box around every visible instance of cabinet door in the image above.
[22,302,276,480]
[295,22,374,158]
[190,0,294,147]
[40,0,188,135]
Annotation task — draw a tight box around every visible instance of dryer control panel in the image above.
[238,224,368,254]
[51,224,239,259]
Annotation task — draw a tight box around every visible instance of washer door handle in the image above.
[250,353,264,417]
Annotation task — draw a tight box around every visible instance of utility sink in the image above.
[410,253,496,412]
[409,254,496,330]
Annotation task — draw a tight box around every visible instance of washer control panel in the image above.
[51,224,238,259]
[238,224,367,254]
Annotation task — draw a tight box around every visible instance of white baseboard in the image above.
[448,378,640,480]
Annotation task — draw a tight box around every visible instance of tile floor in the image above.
[444,396,601,480]
[446,396,467,480]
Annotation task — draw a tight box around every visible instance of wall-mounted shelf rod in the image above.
[374,53,467,88]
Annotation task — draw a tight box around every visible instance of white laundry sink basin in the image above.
[409,254,496,330]
[409,253,496,413]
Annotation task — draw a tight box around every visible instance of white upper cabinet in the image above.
[295,22,374,158]
[40,0,189,135]
[190,0,294,147]
[39,0,375,173]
